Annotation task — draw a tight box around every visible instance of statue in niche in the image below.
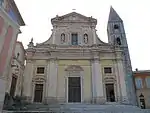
[61,33,65,43]
[84,34,88,44]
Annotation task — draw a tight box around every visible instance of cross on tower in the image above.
[72,9,76,11]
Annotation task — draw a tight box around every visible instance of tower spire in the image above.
[108,6,122,22]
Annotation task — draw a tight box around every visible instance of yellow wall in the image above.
[136,90,150,109]
[101,59,114,73]
[58,60,90,66]
[57,60,92,101]
[35,60,47,65]
[101,60,114,66]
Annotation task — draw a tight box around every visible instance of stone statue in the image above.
[31,38,33,43]
[61,34,65,42]
[84,34,88,44]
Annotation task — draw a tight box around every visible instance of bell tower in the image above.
[107,6,137,105]
[107,7,128,47]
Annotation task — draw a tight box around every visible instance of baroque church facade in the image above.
[23,7,136,105]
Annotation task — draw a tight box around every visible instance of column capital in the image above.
[91,57,100,63]
[50,58,58,63]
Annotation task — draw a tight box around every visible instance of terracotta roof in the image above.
[133,70,150,74]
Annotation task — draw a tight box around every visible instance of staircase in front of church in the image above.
[3,103,150,113]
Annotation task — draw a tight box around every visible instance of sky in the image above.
[14,0,150,70]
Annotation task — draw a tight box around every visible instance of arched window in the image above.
[61,33,65,43]
[135,78,143,89]
[145,77,150,88]
[116,37,121,45]
[83,34,88,44]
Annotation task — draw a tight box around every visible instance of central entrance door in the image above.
[68,77,81,102]
[34,84,43,103]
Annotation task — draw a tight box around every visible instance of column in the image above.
[46,59,58,104]
[23,60,33,102]
[91,58,104,104]
[116,59,129,104]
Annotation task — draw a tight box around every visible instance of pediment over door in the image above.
[65,65,83,71]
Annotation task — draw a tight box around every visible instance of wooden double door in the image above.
[68,77,81,102]
[34,84,43,102]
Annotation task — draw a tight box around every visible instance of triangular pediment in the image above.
[51,12,97,24]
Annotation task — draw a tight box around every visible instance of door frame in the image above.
[32,82,45,103]
[66,74,83,103]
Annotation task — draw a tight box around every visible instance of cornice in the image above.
[0,8,20,28]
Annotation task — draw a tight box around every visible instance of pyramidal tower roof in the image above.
[108,6,122,22]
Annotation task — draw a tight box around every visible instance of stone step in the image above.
[4,103,150,113]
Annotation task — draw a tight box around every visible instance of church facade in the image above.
[23,7,136,105]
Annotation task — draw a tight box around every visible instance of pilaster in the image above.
[91,58,104,104]
[52,26,57,44]
[46,59,58,104]
[116,59,129,104]
[114,62,121,102]
[23,60,34,98]
[92,27,97,44]
[46,61,50,97]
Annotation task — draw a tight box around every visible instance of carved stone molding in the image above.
[32,76,46,83]
[65,65,83,71]
[104,76,116,83]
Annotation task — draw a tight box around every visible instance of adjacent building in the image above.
[23,7,136,105]
[5,41,25,98]
[133,69,150,109]
[0,0,25,112]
